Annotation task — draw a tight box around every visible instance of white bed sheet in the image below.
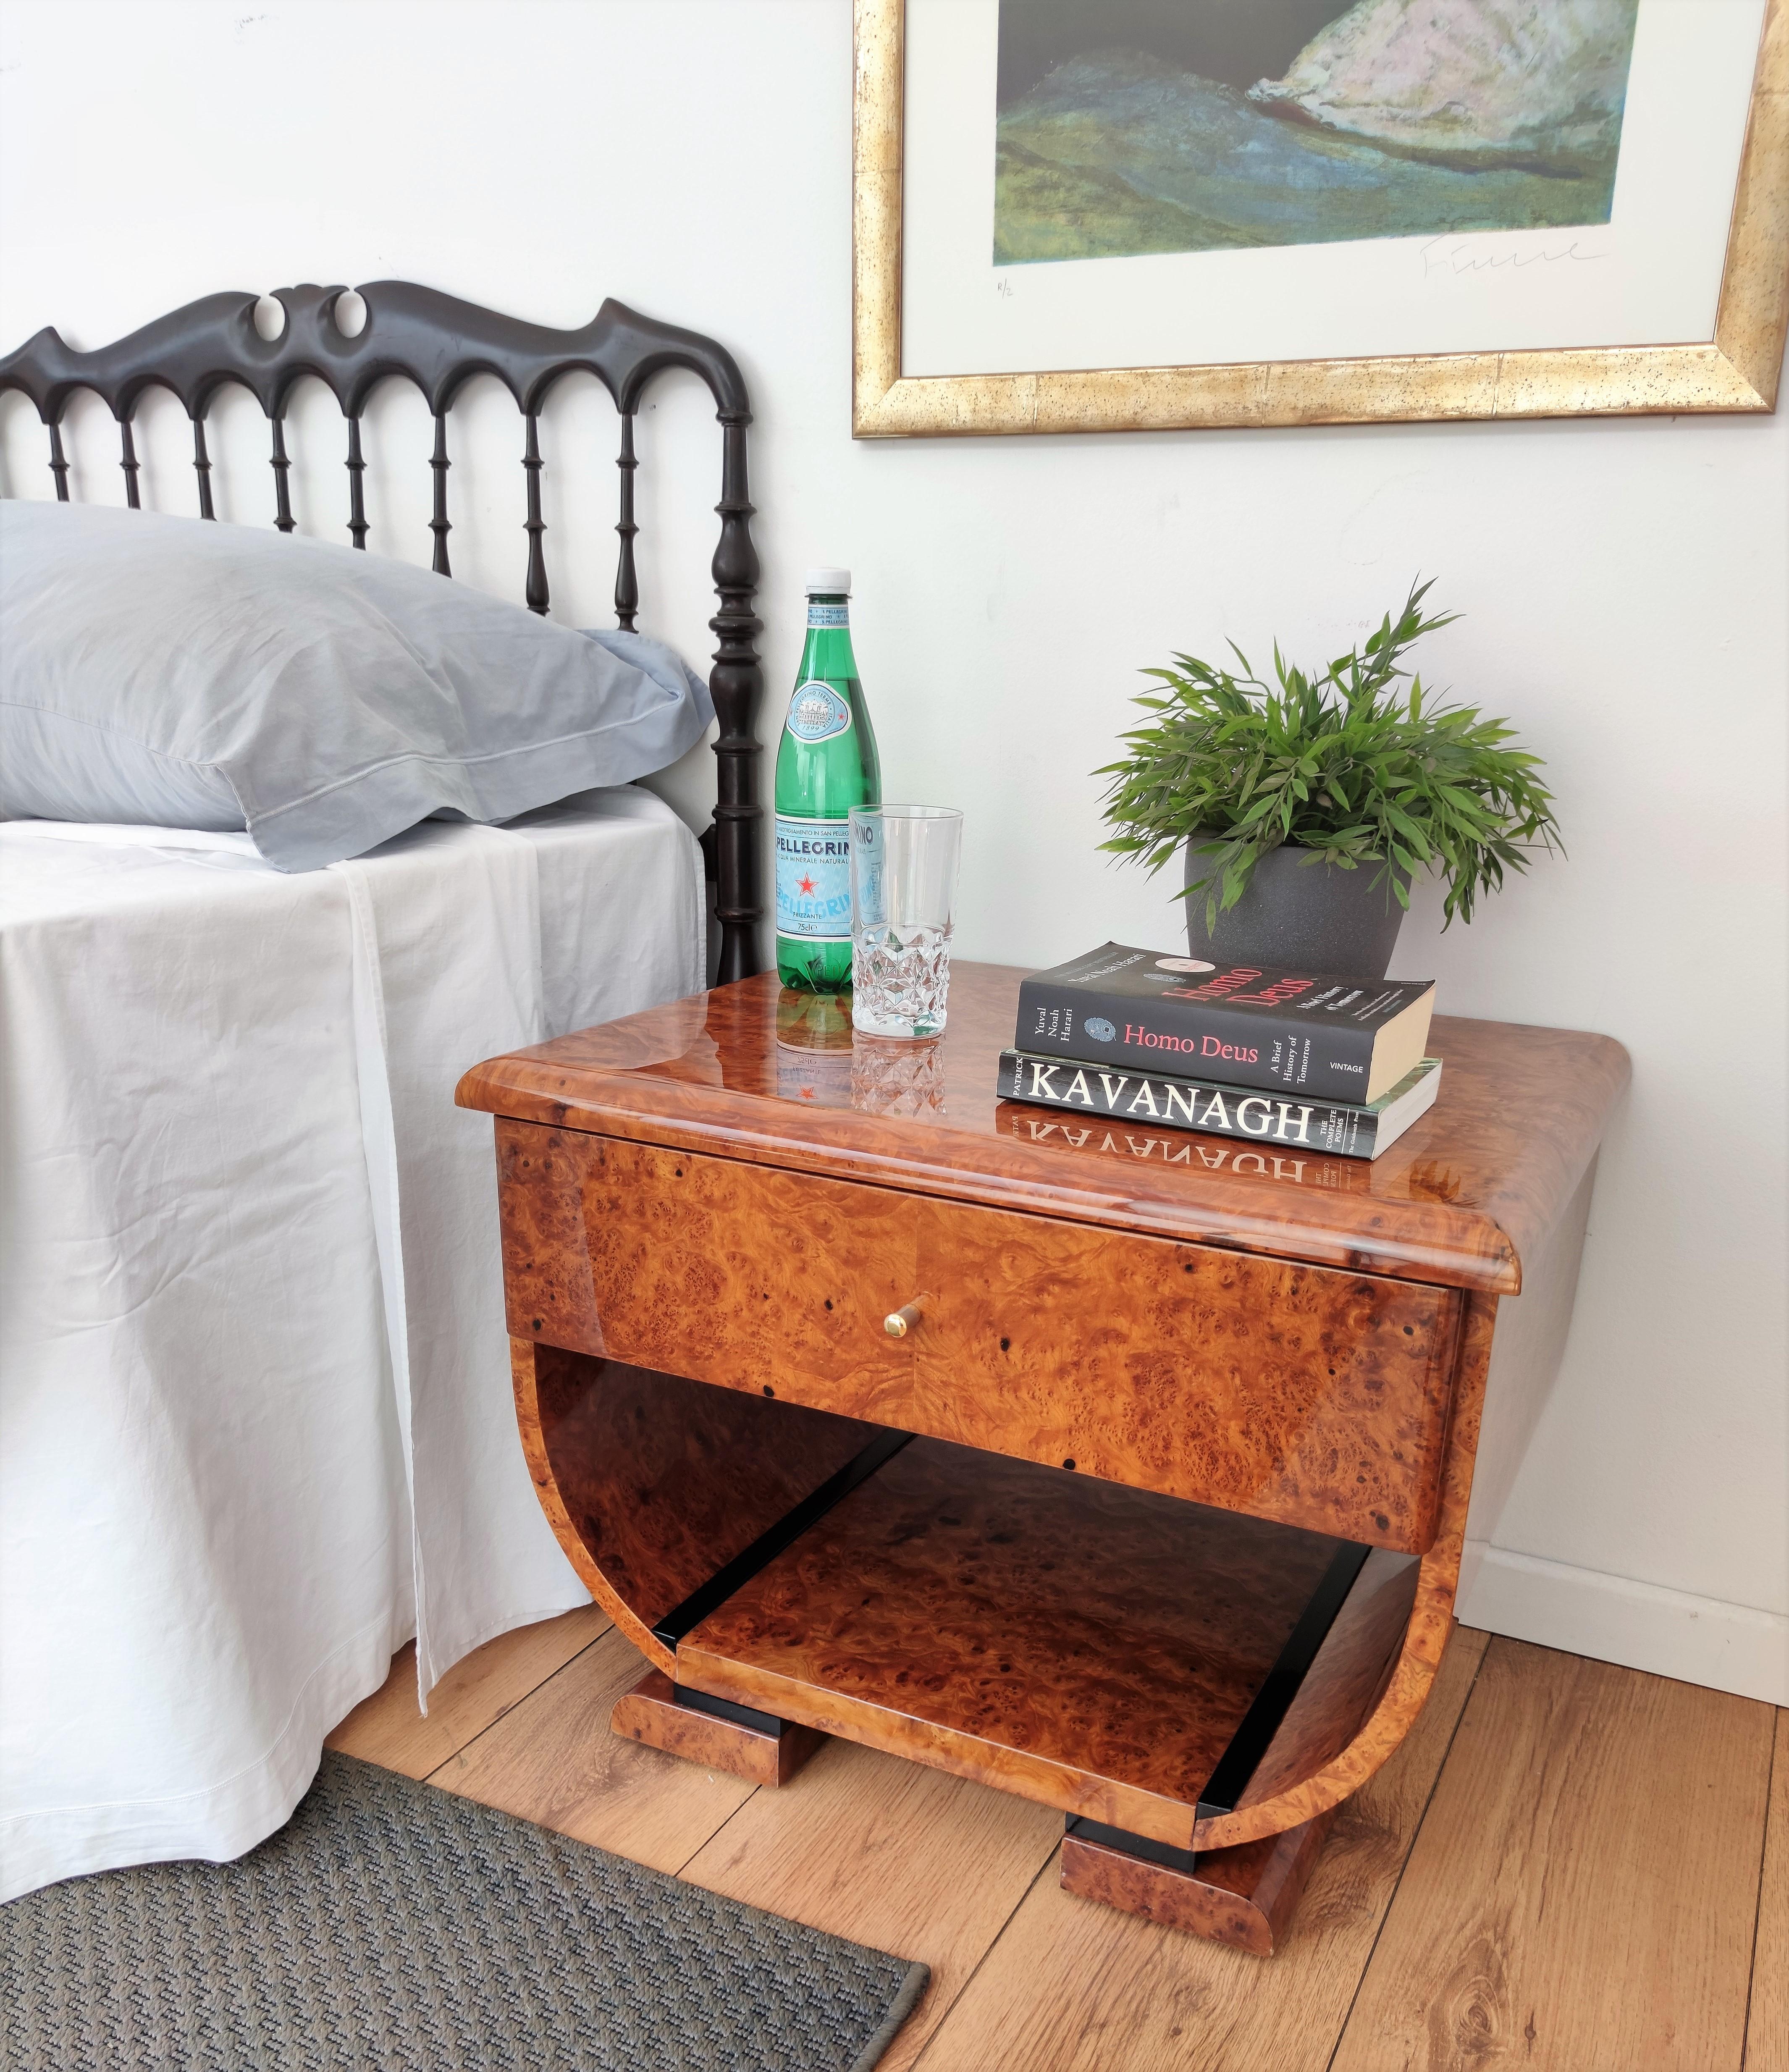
[0,789,704,1901]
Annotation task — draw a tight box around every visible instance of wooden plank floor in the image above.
[328,1613,1785,2072]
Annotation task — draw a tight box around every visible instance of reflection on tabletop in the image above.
[477,965,1632,1246]
[774,987,949,1120]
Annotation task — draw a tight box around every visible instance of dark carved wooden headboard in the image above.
[0,281,763,980]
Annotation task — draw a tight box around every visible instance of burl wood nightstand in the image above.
[457,964,1627,1955]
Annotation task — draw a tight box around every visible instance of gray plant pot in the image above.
[1183,836,1410,978]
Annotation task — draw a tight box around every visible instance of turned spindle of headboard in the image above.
[0,280,766,980]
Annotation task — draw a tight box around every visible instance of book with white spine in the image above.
[995,1050,1443,1161]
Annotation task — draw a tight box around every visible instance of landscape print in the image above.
[994,0,1642,263]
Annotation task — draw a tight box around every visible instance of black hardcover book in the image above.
[1015,942,1435,1104]
[996,1051,1443,1160]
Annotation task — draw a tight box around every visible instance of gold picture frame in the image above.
[853,0,1789,438]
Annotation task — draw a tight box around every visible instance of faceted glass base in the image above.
[851,926,952,1040]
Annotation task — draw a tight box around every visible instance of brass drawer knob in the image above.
[884,1301,924,1339]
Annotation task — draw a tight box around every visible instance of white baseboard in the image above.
[1455,1541,1789,1707]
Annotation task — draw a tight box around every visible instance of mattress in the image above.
[0,789,705,1901]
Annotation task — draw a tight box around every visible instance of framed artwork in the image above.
[853,0,1788,436]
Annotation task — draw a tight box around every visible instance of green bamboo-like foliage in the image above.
[1096,582,1563,931]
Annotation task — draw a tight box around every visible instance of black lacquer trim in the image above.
[1198,1539,1372,1815]
[652,1427,914,1651]
[1064,1815,1202,1877]
[0,281,765,976]
[674,1685,789,1739]
[1059,1539,1370,1872]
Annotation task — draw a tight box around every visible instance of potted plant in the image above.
[1096,582,1562,977]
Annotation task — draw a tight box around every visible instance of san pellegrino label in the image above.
[774,580,880,994]
[775,817,851,939]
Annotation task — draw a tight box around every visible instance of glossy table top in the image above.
[458,963,1630,1296]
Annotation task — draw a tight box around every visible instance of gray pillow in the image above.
[0,499,715,871]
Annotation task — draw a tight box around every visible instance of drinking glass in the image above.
[849,805,962,1039]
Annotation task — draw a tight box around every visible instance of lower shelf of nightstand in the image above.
[670,1433,1367,1849]
[526,1349,1416,1853]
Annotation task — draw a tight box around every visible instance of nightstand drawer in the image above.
[496,1121,1464,1553]
[497,1122,915,1419]
[906,1195,1462,1553]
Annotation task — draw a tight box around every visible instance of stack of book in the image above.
[998,942,1441,1160]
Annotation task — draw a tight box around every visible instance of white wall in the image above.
[3,0,1784,1701]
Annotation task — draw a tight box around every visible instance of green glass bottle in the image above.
[774,568,881,992]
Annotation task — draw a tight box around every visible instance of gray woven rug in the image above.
[2,1752,927,2072]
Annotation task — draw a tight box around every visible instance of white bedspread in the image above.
[0,790,704,1901]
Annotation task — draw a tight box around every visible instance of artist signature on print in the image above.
[1421,234,1610,278]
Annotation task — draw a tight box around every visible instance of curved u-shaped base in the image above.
[510,1340,883,1680]
[1194,1291,1494,1850]
[509,1314,1494,1861]
[512,1338,672,1674]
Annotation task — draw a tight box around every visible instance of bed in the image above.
[0,283,763,1902]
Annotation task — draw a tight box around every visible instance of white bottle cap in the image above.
[804,567,852,596]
